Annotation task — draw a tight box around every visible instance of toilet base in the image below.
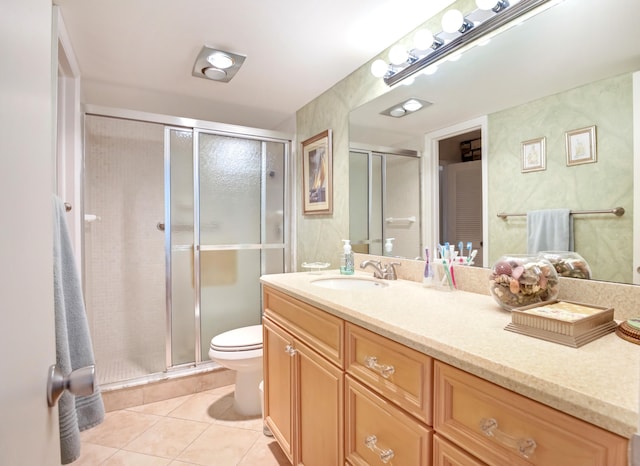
[233,369,262,416]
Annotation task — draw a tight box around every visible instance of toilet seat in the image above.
[210,324,263,352]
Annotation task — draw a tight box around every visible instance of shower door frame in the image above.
[83,104,294,381]
[189,128,291,366]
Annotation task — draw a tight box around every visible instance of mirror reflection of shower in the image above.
[349,147,421,260]
[83,114,289,387]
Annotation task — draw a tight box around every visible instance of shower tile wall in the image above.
[84,115,166,384]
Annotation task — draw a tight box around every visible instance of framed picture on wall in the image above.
[302,129,333,215]
[521,137,546,173]
[566,125,597,166]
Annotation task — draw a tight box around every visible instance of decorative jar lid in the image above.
[615,319,640,344]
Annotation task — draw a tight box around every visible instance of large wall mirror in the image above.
[349,0,640,284]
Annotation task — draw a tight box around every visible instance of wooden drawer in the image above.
[345,376,432,466]
[346,323,433,424]
[263,286,344,367]
[434,361,628,466]
[434,434,486,466]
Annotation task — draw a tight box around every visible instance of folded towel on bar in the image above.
[53,195,104,464]
[527,208,574,254]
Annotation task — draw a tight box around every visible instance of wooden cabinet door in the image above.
[295,338,344,466]
[263,317,295,464]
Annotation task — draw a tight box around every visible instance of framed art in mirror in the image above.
[521,137,546,173]
[566,125,597,166]
[302,129,333,215]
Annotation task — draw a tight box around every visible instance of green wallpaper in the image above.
[487,73,633,282]
[295,0,467,268]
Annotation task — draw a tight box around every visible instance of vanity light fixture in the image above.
[192,46,246,83]
[381,98,432,118]
[373,0,560,87]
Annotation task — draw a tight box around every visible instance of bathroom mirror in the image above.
[349,0,640,283]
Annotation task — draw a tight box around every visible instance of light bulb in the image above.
[442,9,465,33]
[403,99,422,112]
[389,107,406,117]
[370,59,389,78]
[389,45,409,66]
[413,29,435,50]
[207,52,234,69]
[476,0,498,10]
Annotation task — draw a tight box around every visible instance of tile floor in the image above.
[75,384,290,466]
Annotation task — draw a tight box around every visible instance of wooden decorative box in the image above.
[505,300,616,347]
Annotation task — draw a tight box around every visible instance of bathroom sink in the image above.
[311,276,388,290]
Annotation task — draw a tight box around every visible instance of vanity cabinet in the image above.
[345,323,433,465]
[262,287,344,466]
[262,283,629,466]
[433,361,628,466]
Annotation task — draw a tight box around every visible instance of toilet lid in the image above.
[210,324,263,351]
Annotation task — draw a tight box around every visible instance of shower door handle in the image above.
[47,364,97,407]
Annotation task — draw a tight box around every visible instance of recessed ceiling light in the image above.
[380,98,432,118]
[192,46,246,83]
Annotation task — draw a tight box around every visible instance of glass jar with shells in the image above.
[489,254,559,311]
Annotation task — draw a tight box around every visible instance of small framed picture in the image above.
[521,137,546,173]
[566,125,597,166]
[302,129,333,215]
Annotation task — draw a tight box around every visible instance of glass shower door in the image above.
[196,131,285,361]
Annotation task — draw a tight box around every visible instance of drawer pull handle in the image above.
[364,356,395,378]
[364,434,395,463]
[480,417,537,459]
[284,344,297,357]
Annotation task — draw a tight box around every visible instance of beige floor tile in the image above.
[103,450,172,466]
[167,391,233,424]
[237,434,290,466]
[124,417,209,459]
[177,424,261,466]
[129,394,194,416]
[168,461,201,466]
[72,442,118,465]
[80,410,161,449]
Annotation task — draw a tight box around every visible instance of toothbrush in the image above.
[467,249,478,265]
[466,242,472,258]
[458,242,464,258]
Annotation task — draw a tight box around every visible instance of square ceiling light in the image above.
[192,46,246,83]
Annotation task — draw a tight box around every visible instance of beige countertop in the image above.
[261,270,640,438]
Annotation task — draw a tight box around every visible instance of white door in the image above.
[0,1,61,465]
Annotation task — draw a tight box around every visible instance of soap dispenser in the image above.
[340,240,354,275]
[384,238,395,254]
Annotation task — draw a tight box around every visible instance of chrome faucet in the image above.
[360,260,401,280]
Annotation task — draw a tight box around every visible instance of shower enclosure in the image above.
[349,148,421,259]
[83,112,290,386]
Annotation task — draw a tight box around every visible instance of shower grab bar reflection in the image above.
[385,216,416,224]
[497,207,625,219]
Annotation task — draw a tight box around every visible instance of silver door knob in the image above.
[47,364,96,407]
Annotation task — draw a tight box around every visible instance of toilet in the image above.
[208,324,263,416]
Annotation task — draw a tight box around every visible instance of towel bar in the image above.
[497,207,624,219]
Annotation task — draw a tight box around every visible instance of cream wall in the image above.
[295,0,471,268]
[488,73,634,282]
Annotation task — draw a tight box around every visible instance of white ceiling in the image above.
[54,0,454,131]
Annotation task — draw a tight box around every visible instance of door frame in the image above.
[423,116,488,265]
